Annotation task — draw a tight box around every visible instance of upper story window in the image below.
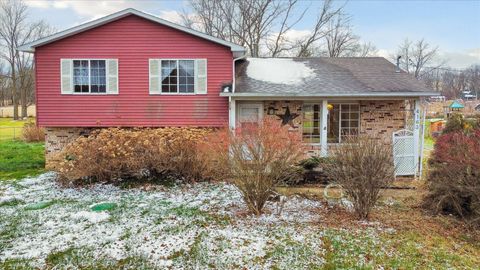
[149,59,207,95]
[161,60,195,93]
[61,59,118,95]
[73,60,106,93]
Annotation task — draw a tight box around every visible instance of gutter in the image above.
[220,91,439,98]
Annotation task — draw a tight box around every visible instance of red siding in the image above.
[35,15,233,127]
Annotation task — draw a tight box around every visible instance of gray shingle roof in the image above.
[229,57,436,97]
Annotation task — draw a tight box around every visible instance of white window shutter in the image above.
[60,59,73,94]
[149,59,160,94]
[106,59,118,94]
[195,59,207,94]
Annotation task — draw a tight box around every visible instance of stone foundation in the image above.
[45,127,92,166]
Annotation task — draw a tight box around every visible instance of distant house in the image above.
[430,95,446,102]
[18,9,436,176]
[461,90,477,101]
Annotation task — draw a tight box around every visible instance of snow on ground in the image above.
[246,58,315,85]
[0,173,387,269]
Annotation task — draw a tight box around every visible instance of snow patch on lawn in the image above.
[71,211,110,223]
[246,58,315,85]
[0,173,350,269]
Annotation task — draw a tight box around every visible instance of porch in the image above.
[228,98,423,177]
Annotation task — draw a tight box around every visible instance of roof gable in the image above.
[449,101,465,109]
[18,8,246,54]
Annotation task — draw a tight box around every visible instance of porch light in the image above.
[267,106,275,115]
[327,104,334,111]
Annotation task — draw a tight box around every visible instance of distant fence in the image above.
[0,106,36,118]
[0,126,23,141]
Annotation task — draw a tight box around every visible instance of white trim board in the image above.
[221,92,438,98]
[17,8,246,54]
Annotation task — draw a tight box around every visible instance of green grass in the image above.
[423,120,436,152]
[0,118,30,127]
[0,118,33,141]
[0,140,45,180]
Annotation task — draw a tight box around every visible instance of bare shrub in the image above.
[424,130,480,225]
[326,136,395,219]
[52,128,211,185]
[201,118,306,215]
[22,122,45,142]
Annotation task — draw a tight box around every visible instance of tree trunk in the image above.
[21,80,27,119]
[11,64,19,120]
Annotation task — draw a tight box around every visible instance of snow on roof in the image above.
[246,58,314,85]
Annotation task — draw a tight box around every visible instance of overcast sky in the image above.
[25,0,480,69]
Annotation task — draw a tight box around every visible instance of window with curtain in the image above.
[72,60,106,93]
[161,60,195,93]
[328,104,360,143]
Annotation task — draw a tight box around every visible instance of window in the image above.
[302,103,360,144]
[302,104,321,143]
[238,103,263,129]
[73,60,106,93]
[328,104,360,143]
[161,60,195,93]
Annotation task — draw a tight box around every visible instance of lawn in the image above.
[0,173,478,269]
[0,140,45,180]
[0,118,45,180]
[0,118,34,141]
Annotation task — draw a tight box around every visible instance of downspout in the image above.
[232,54,246,94]
[229,54,247,129]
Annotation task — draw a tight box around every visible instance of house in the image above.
[18,9,436,176]
[461,90,477,101]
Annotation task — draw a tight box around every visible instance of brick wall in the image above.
[261,99,408,155]
[359,100,407,143]
[45,127,91,166]
[262,100,321,156]
[263,100,303,131]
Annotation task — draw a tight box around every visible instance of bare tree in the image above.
[0,61,7,106]
[324,12,357,57]
[349,41,378,57]
[0,0,52,119]
[295,0,342,57]
[421,65,480,99]
[184,0,342,57]
[395,38,443,79]
[321,12,378,58]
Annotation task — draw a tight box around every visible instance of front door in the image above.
[238,103,263,128]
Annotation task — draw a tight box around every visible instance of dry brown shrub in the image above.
[200,118,306,215]
[51,127,211,185]
[326,136,395,219]
[424,130,480,226]
[22,122,45,142]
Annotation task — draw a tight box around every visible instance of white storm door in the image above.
[238,103,263,128]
